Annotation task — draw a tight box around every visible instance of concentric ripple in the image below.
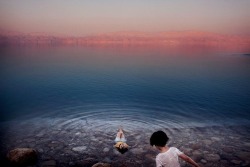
[13,101,249,137]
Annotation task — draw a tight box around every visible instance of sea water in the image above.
[1,46,249,127]
[0,45,250,166]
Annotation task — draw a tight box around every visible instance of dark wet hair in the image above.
[150,131,169,147]
[116,147,128,154]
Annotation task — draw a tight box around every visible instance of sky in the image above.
[0,0,250,36]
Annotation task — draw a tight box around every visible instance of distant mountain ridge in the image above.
[1,31,250,48]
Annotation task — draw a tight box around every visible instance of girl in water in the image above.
[114,128,129,154]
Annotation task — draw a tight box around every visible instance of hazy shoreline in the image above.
[1,31,250,51]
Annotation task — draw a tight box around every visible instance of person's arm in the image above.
[179,153,200,167]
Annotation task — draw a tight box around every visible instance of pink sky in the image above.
[0,0,250,36]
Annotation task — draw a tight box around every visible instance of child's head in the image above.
[150,131,169,147]
[114,142,129,154]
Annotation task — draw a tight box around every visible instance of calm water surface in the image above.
[0,45,250,131]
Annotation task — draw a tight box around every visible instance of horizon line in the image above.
[1,30,250,38]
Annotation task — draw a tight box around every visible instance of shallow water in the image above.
[0,45,250,166]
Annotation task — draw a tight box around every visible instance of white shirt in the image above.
[156,147,183,167]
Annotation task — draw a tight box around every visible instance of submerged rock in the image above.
[92,162,111,167]
[237,151,250,161]
[231,160,242,165]
[200,159,207,164]
[103,147,109,152]
[130,148,144,154]
[205,154,220,162]
[42,160,56,167]
[7,148,38,166]
[72,146,87,153]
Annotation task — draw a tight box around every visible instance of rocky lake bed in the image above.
[0,119,250,167]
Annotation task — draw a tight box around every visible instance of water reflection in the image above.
[1,45,250,128]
